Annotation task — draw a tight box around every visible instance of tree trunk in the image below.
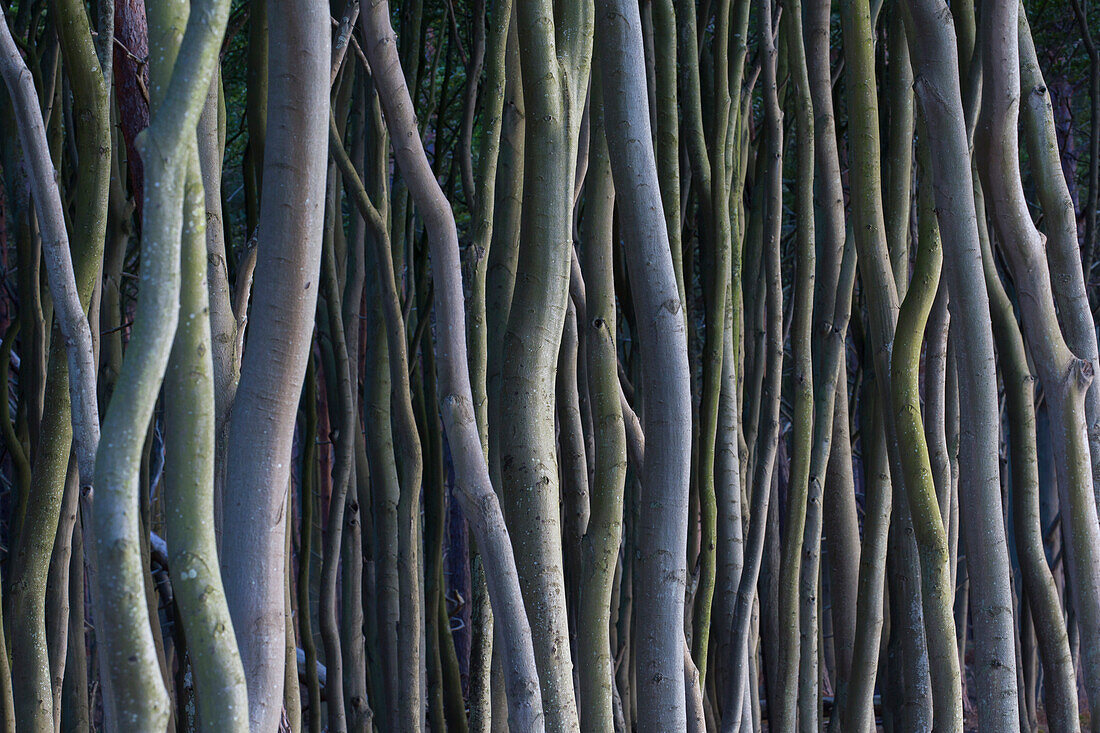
[222,2,328,729]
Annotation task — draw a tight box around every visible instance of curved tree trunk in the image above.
[904,0,1020,726]
[358,3,546,728]
[164,153,248,732]
[889,129,962,731]
[222,2,328,729]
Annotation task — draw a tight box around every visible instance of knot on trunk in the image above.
[1072,357,1095,390]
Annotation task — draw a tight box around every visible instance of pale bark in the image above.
[595,0,691,724]
[803,3,858,729]
[904,0,1020,726]
[976,170,1080,732]
[576,78,624,733]
[497,0,588,720]
[774,2,815,729]
[722,2,784,726]
[164,153,248,732]
[975,0,1100,722]
[889,129,962,731]
[222,2,329,729]
[198,72,237,551]
[358,3,545,728]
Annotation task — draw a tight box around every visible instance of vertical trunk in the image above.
[467,0,515,455]
[774,1,816,729]
[422,330,467,733]
[355,6,547,724]
[498,0,588,721]
[0,1,107,726]
[222,2,328,728]
[486,15,524,496]
[317,169,356,733]
[576,76,625,733]
[595,0,691,724]
[977,164,1080,732]
[470,559,494,733]
[163,149,248,731]
[330,115,425,731]
[198,71,238,550]
[690,0,734,687]
[722,1,784,724]
[559,298,590,622]
[823,348,860,733]
[59,515,88,733]
[298,357,322,733]
[882,19,934,727]
[283,489,302,733]
[888,128,962,731]
[903,0,1020,726]
[339,95,371,732]
[362,259,401,728]
[839,376,892,733]
[834,0,930,726]
[803,2,859,727]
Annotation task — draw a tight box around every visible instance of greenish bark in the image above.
[485,17,523,497]
[723,1,783,725]
[0,1,106,726]
[773,2,815,729]
[711,0,753,704]
[362,268,401,729]
[889,129,962,732]
[499,0,589,722]
[576,78,625,733]
[339,90,371,733]
[91,0,228,715]
[359,1,545,726]
[283,490,301,733]
[316,165,355,733]
[466,0,514,456]
[690,0,735,685]
[164,152,248,732]
[904,0,1021,725]
[330,110,425,731]
[822,346,860,733]
[198,70,238,551]
[418,282,460,732]
[833,0,920,727]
